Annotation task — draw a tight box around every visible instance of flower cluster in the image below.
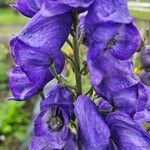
[8,0,150,149]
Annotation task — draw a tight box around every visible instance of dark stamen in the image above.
[104,32,119,51]
[47,107,64,131]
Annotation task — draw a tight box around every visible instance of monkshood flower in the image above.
[141,46,150,72]
[83,12,142,116]
[8,50,64,100]
[29,85,77,150]
[75,96,150,150]
[74,95,110,150]
[11,0,42,17]
[134,85,150,125]
[140,71,150,87]
[106,111,150,150]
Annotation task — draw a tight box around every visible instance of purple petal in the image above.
[74,95,110,150]
[57,0,94,8]
[10,37,65,85]
[11,2,72,56]
[99,100,113,112]
[112,83,148,115]
[141,46,150,72]
[85,22,141,60]
[8,66,44,100]
[86,0,132,24]
[33,86,74,149]
[40,85,74,115]
[11,0,42,17]
[87,46,138,99]
[29,135,51,150]
[140,71,150,86]
[106,112,150,150]
[34,108,70,145]
[63,134,78,150]
[134,110,150,126]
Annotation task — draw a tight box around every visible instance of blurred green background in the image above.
[0,0,150,149]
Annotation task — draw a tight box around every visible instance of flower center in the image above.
[47,106,65,131]
[47,116,64,131]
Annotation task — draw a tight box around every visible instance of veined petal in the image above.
[11,0,42,17]
[32,86,74,149]
[85,22,141,60]
[112,83,148,115]
[86,0,132,24]
[106,112,150,150]
[57,0,94,8]
[40,85,74,114]
[8,66,46,100]
[87,46,138,99]
[74,95,110,150]
[10,38,65,84]
[11,2,72,55]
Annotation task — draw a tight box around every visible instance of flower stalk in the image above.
[72,11,82,96]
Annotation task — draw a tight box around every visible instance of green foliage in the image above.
[0,44,9,83]
[0,101,30,141]
[0,8,28,25]
[0,0,15,7]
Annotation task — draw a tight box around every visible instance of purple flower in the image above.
[87,46,138,99]
[29,85,76,149]
[11,0,43,17]
[86,22,141,60]
[140,71,150,86]
[106,111,150,150]
[8,49,64,100]
[133,85,150,125]
[112,83,149,115]
[86,0,132,24]
[57,0,94,8]
[74,96,150,149]
[74,95,110,150]
[141,46,150,72]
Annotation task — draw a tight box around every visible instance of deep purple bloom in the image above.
[29,85,76,149]
[11,0,43,17]
[106,111,150,150]
[112,83,149,115]
[74,95,110,150]
[133,85,150,125]
[140,71,150,86]
[58,0,94,8]
[8,49,64,100]
[141,46,150,72]
[75,96,150,149]
[86,0,132,24]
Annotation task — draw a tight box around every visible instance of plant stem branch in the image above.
[66,39,73,49]
[61,51,74,62]
[72,11,82,96]
[50,64,62,83]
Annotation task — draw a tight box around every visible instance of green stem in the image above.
[61,51,74,62]
[66,39,73,49]
[49,64,77,97]
[72,12,82,96]
[49,64,62,83]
